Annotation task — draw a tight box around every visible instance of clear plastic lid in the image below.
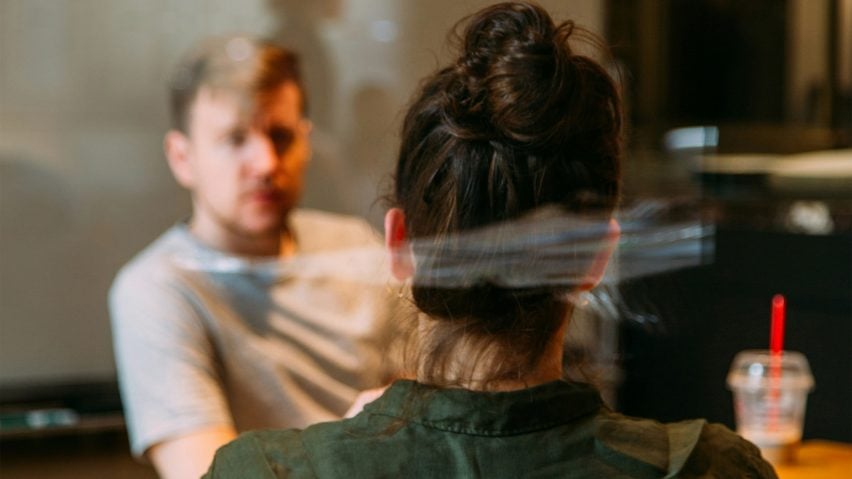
[726,349,814,391]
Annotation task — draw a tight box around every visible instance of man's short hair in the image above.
[169,35,305,133]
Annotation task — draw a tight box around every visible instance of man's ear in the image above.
[580,218,620,290]
[384,207,414,281]
[164,130,194,189]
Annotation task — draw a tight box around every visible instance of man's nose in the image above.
[246,133,280,175]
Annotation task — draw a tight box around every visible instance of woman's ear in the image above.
[164,130,195,189]
[385,208,414,281]
[580,218,620,290]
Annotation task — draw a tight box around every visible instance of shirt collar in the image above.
[170,220,298,282]
[365,380,602,437]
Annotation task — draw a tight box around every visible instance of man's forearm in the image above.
[147,426,237,479]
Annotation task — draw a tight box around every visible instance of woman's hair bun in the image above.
[450,2,578,146]
[391,3,624,376]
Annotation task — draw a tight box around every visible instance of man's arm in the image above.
[110,263,236,474]
[343,386,389,418]
[147,426,237,479]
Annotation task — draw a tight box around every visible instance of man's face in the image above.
[174,82,309,250]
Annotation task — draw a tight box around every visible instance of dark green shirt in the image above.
[205,380,777,478]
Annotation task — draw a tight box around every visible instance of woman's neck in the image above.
[415,317,567,392]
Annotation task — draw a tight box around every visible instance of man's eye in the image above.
[229,131,248,146]
[268,128,295,153]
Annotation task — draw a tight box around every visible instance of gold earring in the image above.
[386,281,408,299]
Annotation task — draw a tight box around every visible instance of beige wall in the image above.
[786,0,852,124]
[787,0,830,123]
[841,0,852,92]
[0,1,603,384]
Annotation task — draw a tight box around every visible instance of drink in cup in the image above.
[726,349,814,464]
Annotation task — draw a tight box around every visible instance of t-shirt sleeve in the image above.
[677,422,779,478]
[109,265,233,458]
[295,209,412,383]
[342,215,412,382]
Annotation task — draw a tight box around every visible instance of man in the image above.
[109,36,396,479]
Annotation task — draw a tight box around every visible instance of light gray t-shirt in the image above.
[109,209,398,457]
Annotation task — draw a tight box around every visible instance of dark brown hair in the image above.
[391,2,623,386]
[168,35,305,133]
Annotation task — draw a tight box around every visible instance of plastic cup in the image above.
[726,349,814,464]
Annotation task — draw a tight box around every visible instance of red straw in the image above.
[770,294,786,354]
[768,294,786,431]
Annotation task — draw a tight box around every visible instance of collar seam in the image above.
[366,411,597,437]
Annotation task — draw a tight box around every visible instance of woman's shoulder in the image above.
[679,421,778,478]
[593,411,777,478]
[205,429,316,479]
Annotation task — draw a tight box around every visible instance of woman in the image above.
[205,3,776,477]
